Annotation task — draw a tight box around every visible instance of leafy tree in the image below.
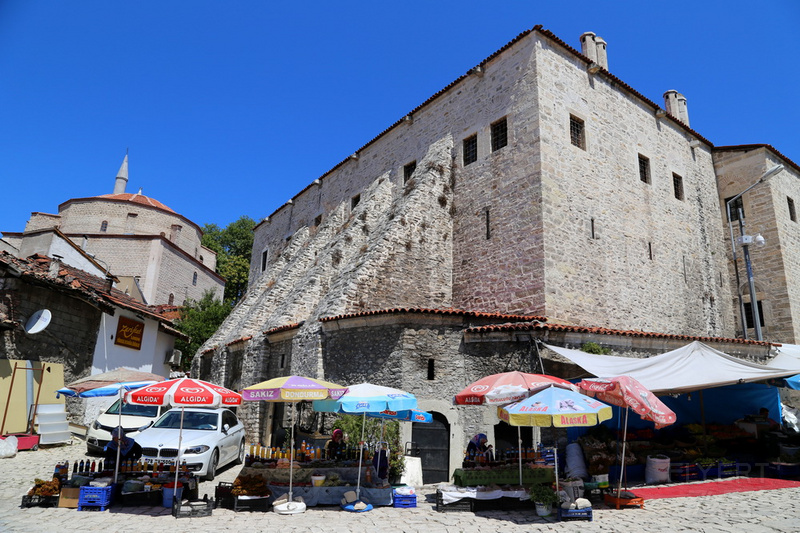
[331,414,405,481]
[174,290,232,368]
[202,215,255,305]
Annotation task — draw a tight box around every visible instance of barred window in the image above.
[100,220,108,232]
[463,135,478,165]
[638,155,651,184]
[726,196,744,222]
[673,173,684,200]
[569,115,585,150]
[490,117,508,152]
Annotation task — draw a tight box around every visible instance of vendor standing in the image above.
[104,426,143,468]
[325,428,347,460]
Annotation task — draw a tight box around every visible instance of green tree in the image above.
[174,290,232,368]
[331,414,405,481]
[202,215,255,305]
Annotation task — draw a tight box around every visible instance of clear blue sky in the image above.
[1,1,798,234]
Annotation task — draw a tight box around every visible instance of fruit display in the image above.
[27,478,60,497]
[231,474,271,497]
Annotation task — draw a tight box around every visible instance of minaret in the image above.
[113,154,129,194]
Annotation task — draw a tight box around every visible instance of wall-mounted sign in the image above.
[114,316,144,350]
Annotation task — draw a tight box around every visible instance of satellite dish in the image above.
[25,309,52,334]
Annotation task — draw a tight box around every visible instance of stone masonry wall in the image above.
[714,147,800,342]
[536,35,734,336]
[0,278,101,424]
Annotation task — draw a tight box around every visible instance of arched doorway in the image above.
[411,412,450,484]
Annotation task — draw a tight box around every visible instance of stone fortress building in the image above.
[193,26,800,483]
[1,155,225,307]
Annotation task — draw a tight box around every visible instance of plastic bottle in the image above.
[78,459,85,474]
[90,460,96,473]
[73,460,78,474]
[98,459,104,472]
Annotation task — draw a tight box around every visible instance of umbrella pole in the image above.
[289,404,296,502]
[356,412,365,500]
[554,443,559,493]
[174,406,184,506]
[616,406,630,497]
[114,388,123,485]
[518,426,522,485]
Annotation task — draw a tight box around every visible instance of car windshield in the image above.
[106,399,159,418]
[153,411,219,431]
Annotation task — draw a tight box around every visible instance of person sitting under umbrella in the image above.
[466,433,494,461]
[325,429,347,460]
[104,426,143,468]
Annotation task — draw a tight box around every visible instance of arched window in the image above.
[192,272,198,286]
[100,220,108,232]
[168,293,174,305]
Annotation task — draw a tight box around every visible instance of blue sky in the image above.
[1,1,798,235]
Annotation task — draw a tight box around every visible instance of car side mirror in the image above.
[222,423,230,434]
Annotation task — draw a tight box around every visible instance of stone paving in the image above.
[2,439,800,532]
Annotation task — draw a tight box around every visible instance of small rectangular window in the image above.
[673,173,684,200]
[788,197,797,222]
[744,300,765,329]
[351,194,360,210]
[726,196,744,222]
[569,115,585,150]
[403,161,416,184]
[490,117,508,152]
[638,155,650,184]
[314,215,322,227]
[261,249,268,272]
[485,209,491,240]
[463,135,478,165]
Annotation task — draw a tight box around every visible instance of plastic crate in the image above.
[215,482,235,510]
[435,490,472,512]
[118,489,162,506]
[233,495,270,512]
[393,491,417,508]
[78,485,113,511]
[767,462,800,479]
[21,495,60,508]
[172,497,214,518]
[558,507,593,522]
[670,463,699,482]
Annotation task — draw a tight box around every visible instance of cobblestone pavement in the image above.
[2,439,800,532]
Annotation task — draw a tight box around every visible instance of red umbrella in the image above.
[454,371,576,485]
[125,378,242,504]
[577,376,676,503]
[125,377,242,407]
[454,371,576,406]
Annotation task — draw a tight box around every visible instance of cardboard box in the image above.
[58,487,81,508]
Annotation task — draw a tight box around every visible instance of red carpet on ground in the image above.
[630,477,800,499]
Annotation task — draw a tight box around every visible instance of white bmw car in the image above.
[135,407,246,481]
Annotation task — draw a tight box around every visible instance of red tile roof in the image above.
[464,320,773,347]
[0,252,187,340]
[95,192,175,212]
[319,307,547,322]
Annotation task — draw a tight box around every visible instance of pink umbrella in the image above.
[577,376,676,502]
[454,371,576,406]
[125,378,242,504]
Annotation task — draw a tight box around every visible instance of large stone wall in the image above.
[535,35,734,336]
[714,147,800,342]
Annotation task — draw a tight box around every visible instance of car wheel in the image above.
[204,449,219,481]
[235,440,245,465]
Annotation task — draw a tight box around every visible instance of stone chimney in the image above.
[663,90,690,126]
[581,32,608,70]
[113,154,128,194]
[580,32,598,63]
[595,36,608,70]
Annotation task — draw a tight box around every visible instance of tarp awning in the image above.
[544,340,799,395]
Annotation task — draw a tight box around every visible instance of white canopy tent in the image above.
[543,340,799,394]
[767,344,800,371]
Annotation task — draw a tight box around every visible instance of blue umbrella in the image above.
[313,383,419,506]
